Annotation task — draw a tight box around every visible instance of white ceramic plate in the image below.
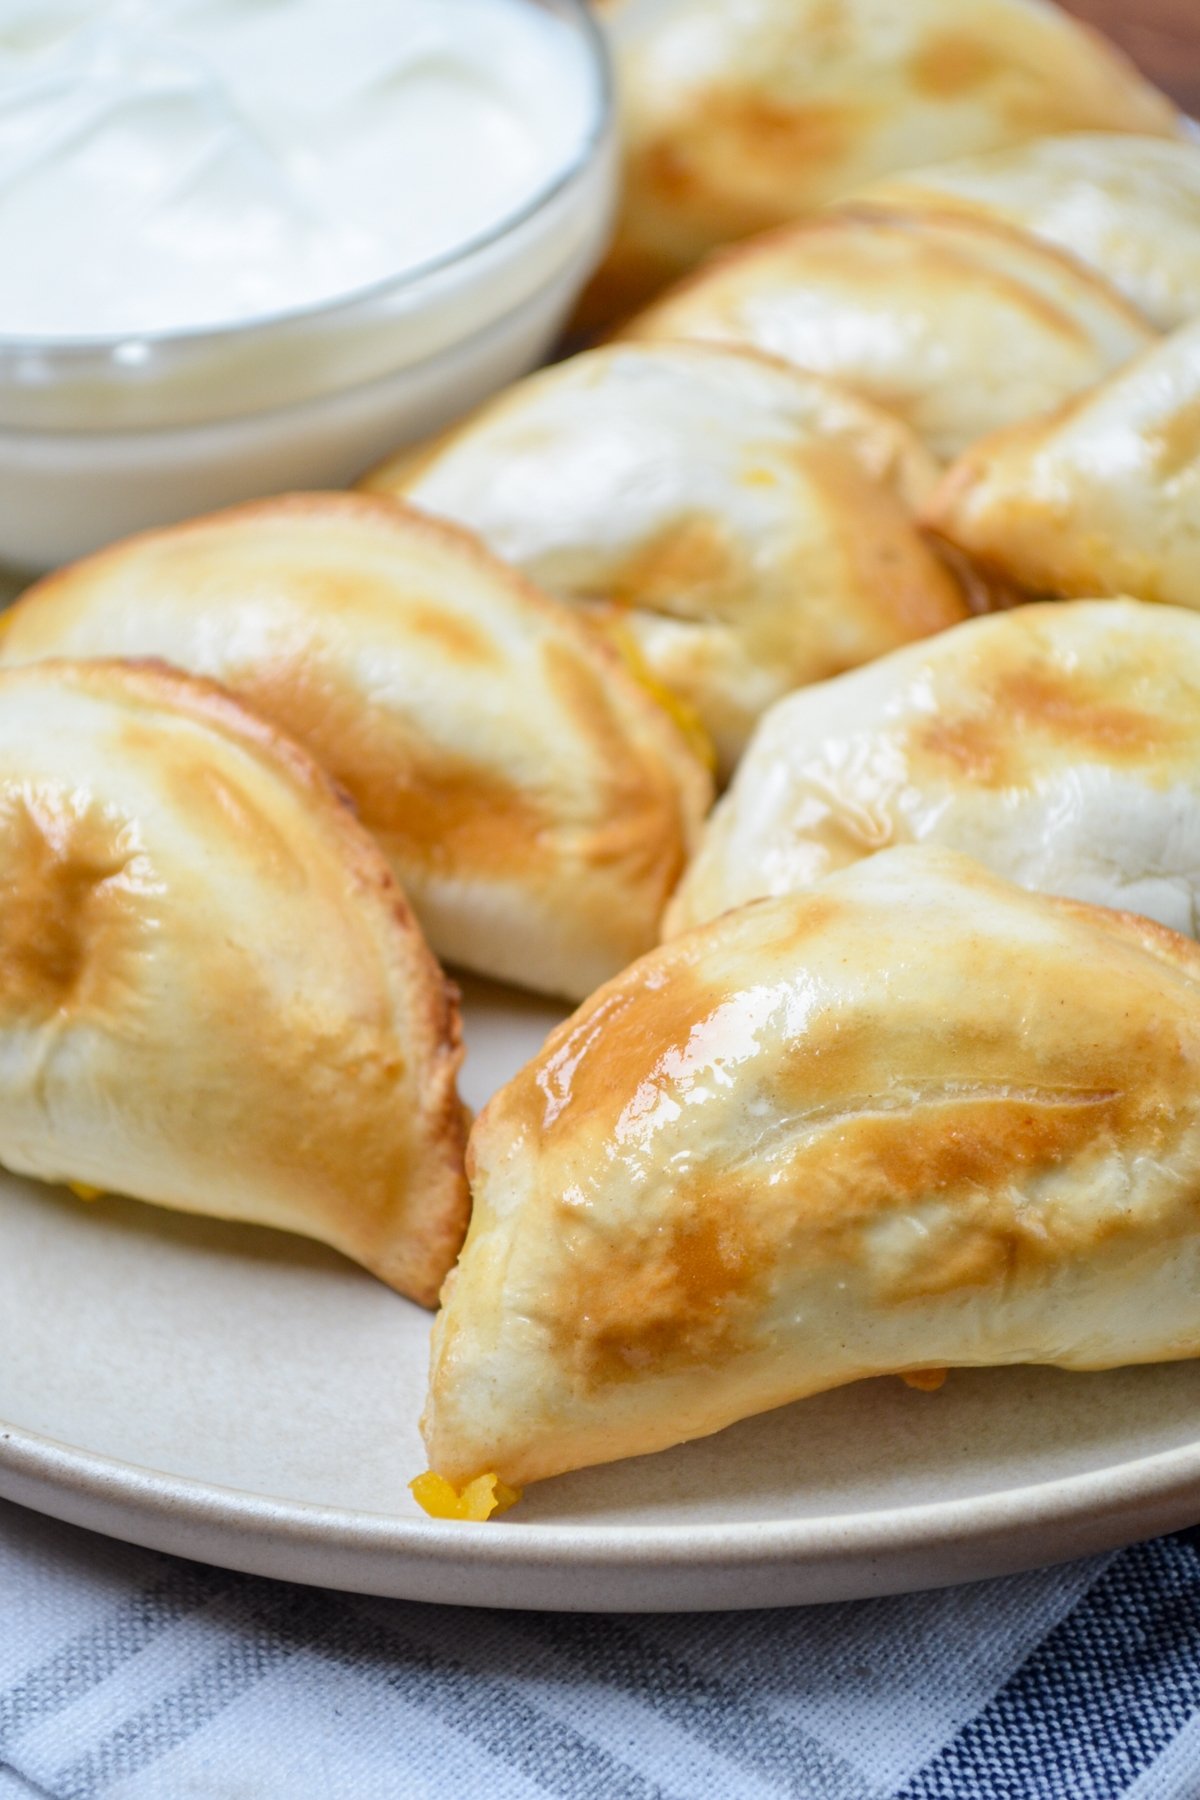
[2,974,1200,1612]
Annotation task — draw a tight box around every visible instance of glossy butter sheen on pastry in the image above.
[669,601,1200,939]
[0,494,711,1002]
[923,322,1200,610]
[850,132,1200,331]
[621,208,1155,461]
[368,343,969,777]
[583,0,1177,327]
[0,659,467,1305]
[424,846,1200,1490]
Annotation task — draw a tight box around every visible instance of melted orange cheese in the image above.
[900,1367,948,1392]
[409,1470,522,1521]
[610,624,718,774]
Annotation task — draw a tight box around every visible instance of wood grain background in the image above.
[1061,0,1200,113]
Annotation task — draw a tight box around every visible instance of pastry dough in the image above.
[366,343,969,777]
[0,659,467,1305]
[424,845,1200,1489]
[0,494,711,1002]
[668,600,1200,940]
[583,0,1178,328]
[923,322,1200,609]
[850,132,1200,330]
[622,208,1156,461]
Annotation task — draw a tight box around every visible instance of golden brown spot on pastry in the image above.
[1144,396,1200,480]
[553,1189,761,1388]
[522,968,704,1137]
[895,1222,1021,1298]
[910,33,1005,98]
[399,603,499,668]
[999,667,1166,753]
[526,986,643,1134]
[155,749,310,890]
[230,658,553,883]
[809,1092,1137,1297]
[916,713,1007,784]
[382,753,550,880]
[711,94,852,171]
[639,137,703,208]
[915,666,1172,785]
[602,515,742,617]
[542,639,690,896]
[640,95,856,231]
[0,790,139,1018]
[778,894,845,953]
[788,447,969,642]
[529,909,840,1135]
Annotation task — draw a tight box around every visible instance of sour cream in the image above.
[0,0,613,570]
[0,0,600,338]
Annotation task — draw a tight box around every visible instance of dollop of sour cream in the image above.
[0,0,599,338]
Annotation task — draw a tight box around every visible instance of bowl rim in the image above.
[0,0,613,364]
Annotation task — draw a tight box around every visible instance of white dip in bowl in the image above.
[0,0,615,568]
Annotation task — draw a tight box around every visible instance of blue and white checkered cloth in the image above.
[2,1501,1199,1799]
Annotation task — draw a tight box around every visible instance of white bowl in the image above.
[0,0,615,573]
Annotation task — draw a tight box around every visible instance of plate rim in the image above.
[6,1390,1200,1574]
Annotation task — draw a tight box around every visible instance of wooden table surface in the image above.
[1061,0,1200,114]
